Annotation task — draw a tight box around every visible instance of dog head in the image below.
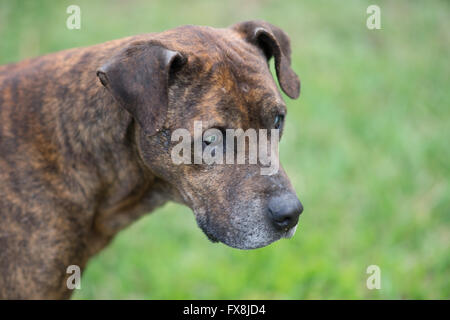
[97,20,303,249]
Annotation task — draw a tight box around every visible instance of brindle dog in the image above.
[0,20,303,299]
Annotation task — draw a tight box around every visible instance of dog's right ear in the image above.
[232,20,300,99]
[96,41,186,136]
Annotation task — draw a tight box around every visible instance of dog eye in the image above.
[274,114,284,130]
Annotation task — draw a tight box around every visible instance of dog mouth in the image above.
[197,214,299,249]
[193,203,300,249]
[283,224,298,239]
[202,227,220,243]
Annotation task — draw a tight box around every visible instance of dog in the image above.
[0,20,303,299]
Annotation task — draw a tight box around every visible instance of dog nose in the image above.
[268,195,303,231]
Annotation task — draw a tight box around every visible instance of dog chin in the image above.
[195,211,298,250]
[210,229,297,250]
[219,237,278,250]
[225,224,299,249]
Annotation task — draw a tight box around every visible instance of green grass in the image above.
[1,0,448,299]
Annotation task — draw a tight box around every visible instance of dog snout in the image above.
[268,194,303,231]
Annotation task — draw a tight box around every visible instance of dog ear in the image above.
[232,21,300,99]
[97,41,186,136]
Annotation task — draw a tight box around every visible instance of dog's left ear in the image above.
[231,20,300,99]
[97,41,186,136]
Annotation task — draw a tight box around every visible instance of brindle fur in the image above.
[0,21,301,299]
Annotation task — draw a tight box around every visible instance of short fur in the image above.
[0,21,301,299]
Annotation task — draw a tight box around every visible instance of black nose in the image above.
[268,194,303,231]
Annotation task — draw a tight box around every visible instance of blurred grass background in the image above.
[0,0,449,299]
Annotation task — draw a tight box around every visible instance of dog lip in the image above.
[283,224,298,239]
